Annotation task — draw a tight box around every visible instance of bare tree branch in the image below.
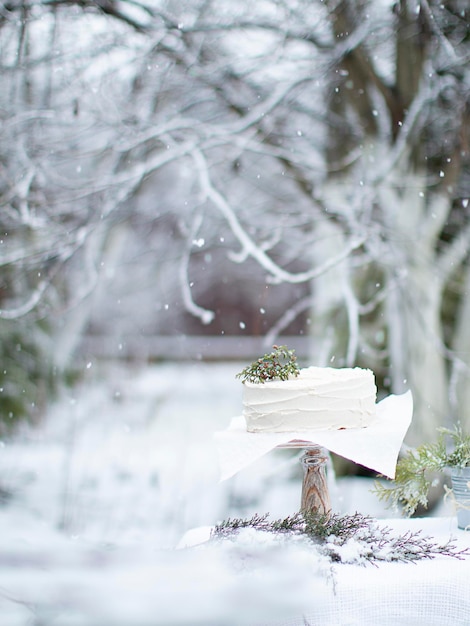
[179,212,215,325]
[437,220,470,286]
[0,280,49,319]
[192,147,367,285]
[264,296,311,348]
[1,0,154,31]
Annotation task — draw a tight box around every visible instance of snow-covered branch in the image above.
[91,140,200,195]
[264,296,311,347]
[372,78,435,185]
[437,220,470,287]
[179,212,215,325]
[226,77,314,134]
[192,148,366,285]
[421,0,462,66]
[0,280,48,319]
[1,0,154,32]
[421,192,452,247]
[177,18,330,49]
[0,222,92,319]
[342,265,360,367]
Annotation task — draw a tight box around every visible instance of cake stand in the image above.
[214,391,413,516]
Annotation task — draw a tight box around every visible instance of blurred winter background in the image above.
[1,0,469,623]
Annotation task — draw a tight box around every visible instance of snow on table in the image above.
[1,513,469,626]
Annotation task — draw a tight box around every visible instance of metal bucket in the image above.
[450,467,470,530]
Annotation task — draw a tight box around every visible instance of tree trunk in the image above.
[308,217,349,366]
[386,263,449,445]
[380,171,450,445]
[451,264,470,430]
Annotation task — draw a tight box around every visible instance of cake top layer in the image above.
[243,366,374,389]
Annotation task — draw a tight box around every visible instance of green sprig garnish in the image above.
[236,345,300,384]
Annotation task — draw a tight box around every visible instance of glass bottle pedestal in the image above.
[278,442,331,516]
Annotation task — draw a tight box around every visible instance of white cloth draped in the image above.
[214,391,413,480]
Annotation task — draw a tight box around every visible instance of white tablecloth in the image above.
[1,512,468,625]
[257,517,470,626]
[180,516,470,626]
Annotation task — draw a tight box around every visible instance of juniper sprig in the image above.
[236,345,300,384]
[373,424,470,516]
[211,510,469,565]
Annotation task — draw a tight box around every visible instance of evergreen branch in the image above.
[211,511,469,565]
[372,443,445,517]
[211,512,274,538]
[373,425,470,516]
[236,345,300,384]
[438,425,470,468]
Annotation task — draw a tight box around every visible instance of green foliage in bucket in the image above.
[373,425,470,517]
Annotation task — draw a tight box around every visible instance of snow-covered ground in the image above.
[0,361,454,625]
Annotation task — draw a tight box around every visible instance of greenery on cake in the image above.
[211,511,469,564]
[236,344,300,384]
[373,425,470,516]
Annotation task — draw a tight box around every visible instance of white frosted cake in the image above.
[242,366,377,433]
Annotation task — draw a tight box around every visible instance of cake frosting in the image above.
[242,366,377,433]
